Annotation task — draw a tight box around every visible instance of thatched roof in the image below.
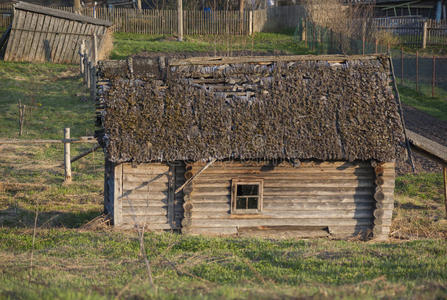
[96,54,404,163]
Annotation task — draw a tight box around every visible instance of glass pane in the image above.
[247,197,258,209]
[237,184,259,196]
[236,197,246,209]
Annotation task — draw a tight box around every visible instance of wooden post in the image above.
[92,34,98,65]
[137,0,142,11]
[79,40,85,76]
[362,20,366,55]
[422,21,427,49]
[64,128,72,183]
[74,0,81,14]
[432,55,436,98]
[177,0,183,41]
[249,10,253,35]
[401,46,404,85]
[444,166,447,218]
[83,47,89,84]
[90,65,96,100]
[416,50,419,92]
[87,61,92,89]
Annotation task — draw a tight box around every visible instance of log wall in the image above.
[108,160,395,239]
[182,161,395,238]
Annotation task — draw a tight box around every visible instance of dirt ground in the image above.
[397,104,447,174]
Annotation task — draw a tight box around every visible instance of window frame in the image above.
[231,178,263,214]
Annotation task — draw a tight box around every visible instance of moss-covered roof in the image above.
[96,55,404,163]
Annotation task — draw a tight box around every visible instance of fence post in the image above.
[422,21,427,49]
[443,167,447,218]
[249,10,253,35]
[401,46,404,85]
[83,46,89,84]
[87,61,92,89]
[92,34,98,65]
[432,55,436,98]
[79,40,85,77]
[177,0,183,41]
[416,50,419,92]
[90,64,96,100]
[64,128,72,184]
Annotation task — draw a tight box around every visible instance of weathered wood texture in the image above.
[3,2,111,64]
[111,162,185,230]
[109,160,395,238]
[179,161,395,238]
[372,161,395,240]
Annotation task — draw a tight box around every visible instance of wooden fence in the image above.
[374,17,447,47]
[0,4,251,35]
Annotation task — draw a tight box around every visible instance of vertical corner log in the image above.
[372,161,395,241]
[177,0,183,41]
[64,128,72,184]
[168,165,175,229]
[181,183,193,234]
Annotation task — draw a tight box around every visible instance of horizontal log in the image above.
[122,163,169,174]
[184,227,238,235]
[190,160,388,169]
[120,191,167,200]
[189,194,377,203]
[329,225,372,234]
[190,202,377,212]
[192,179,384,188]
[192,174,376,181]
[118,221,173,230]
[123,184,168,192]
[121,215,169,224]
[190,209,374,219]
[189,218,374,228]
[122,207,167,216]
[123,174,170,183]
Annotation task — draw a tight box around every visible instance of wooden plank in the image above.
[191,173,375,180]
[189,194,376,203]
[51,18,70,63]
[7,9,27,61]
[122,199,167,206]
[56,19,75,63]
[121,215,170,224]
[20,11,39,61]
[28,12,45,61]
[34,14,52,62]
[61,22,81,63]
[14,2,112,27]
[119,220,171,230]
[42,15,58,62]
[3,8,19,61]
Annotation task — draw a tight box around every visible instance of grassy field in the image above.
[110,31,311,59]
[0,37,447,298]
[398,83,447,121]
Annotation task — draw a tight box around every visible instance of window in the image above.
[231,179,263,214]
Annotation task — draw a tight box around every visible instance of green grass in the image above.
[0,230,447,299]
[398,83,447,121]
[0,61,94,139]
[110,32,311,59]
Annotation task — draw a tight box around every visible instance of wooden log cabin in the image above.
[95,54,405,240]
